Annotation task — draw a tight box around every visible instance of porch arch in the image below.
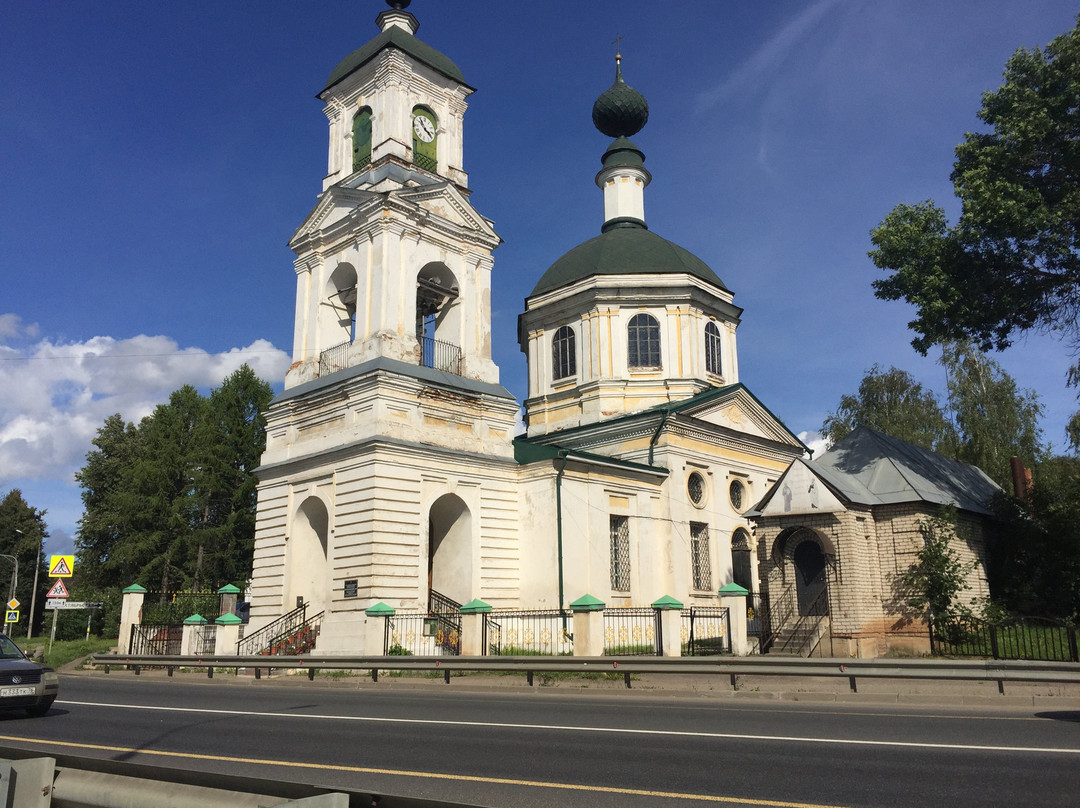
[285,495,330,615]
[427,493,472,607]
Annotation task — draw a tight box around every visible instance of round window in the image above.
[729,479,745,511]
[687,472,706,507]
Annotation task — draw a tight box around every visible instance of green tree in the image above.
[899,508,977,634]
[0,490,48,637]
[990,456,1080,620]
[74,365,273,593]
[941,342,1045,488]
[869,18,1080,447]
[821,365,955,451]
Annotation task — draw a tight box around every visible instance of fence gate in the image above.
[129,624,183,656]
[603,608,661,656]
[681,607,731,656]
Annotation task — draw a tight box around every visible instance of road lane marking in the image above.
[54,700,1080,755]
[0,733,852,807]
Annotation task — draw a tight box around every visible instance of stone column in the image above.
[364,602,395,656]
[181,614,208,656]
[214,613,243,655]
[652,595,684,657]
[718,583,750,656]
[459,599,491,656]
[117,584,146,655]
[570,594,605,657]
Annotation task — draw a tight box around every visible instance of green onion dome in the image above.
[591,57,649,138]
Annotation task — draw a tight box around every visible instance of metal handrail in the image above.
[237,603,307,656]
[91,652,1080,692]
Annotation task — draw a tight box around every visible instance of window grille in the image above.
[729,479,745,511]
[705,321,722,375]
[687,472,706,506]
[552,325,576,380]
[610,515,631,592]
[627,313,660,368]
[691,522,712,591]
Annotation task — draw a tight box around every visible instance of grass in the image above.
[14,635,117,669]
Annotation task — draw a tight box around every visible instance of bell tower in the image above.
[250,1,520,637]
[285,0,501,391]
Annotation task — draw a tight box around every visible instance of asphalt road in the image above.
[2,674,1078,807]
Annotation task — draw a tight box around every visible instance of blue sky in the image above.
[3,0,1078,558]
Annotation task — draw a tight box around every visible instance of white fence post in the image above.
[570,594,605,656]
[719,583,750,655]
[117,584,146,655]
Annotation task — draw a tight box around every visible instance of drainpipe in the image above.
[648,408,671,466]
[556,449,569,632]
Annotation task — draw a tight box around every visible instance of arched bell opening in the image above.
[416,262,461,373]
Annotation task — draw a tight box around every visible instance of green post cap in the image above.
[460,598,492,614]
[183,614,208,625]
[215,613,243,625]
[718,583,750,596]
[217,584,242,594]
[122,584,147,594]
[569,594,605,612]
[651,595,683,610]
[365,601,396,617]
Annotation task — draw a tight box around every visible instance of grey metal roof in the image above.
[810,427,1000,515]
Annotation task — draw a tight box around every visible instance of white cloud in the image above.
[0,332,290,485]
[798,429,830,459]
[0,313,40,340]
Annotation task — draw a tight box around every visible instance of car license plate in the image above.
[0,686,35,697]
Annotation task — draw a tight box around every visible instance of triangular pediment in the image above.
[395,183,497,241]
[290,186,381,246]
[756,459,847,516]
[676,385,805,450]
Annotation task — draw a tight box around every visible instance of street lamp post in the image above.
[16,529,43,639]
[0,554,17,636]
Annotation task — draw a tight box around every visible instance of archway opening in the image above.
[793,539,828,616]
[427,493,472,608]
[731,528,754,593]
[416,263,460,372]
[286,496,330,615]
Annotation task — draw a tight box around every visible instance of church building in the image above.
[248,1,807,654]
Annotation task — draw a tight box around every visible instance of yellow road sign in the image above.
[49,555,74,578]
[5,599,17,611]
[4,611,17,623]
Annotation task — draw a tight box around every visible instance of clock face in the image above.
[413,115,436,143]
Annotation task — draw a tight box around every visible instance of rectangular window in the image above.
[610,515,631,592]
[691,522,712,591]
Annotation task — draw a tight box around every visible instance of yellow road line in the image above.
[0,734,849,808]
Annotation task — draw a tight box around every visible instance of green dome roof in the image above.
[531,226,727,296]
[323,25,468,95]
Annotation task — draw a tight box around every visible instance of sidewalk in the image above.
[66,659,1080,708]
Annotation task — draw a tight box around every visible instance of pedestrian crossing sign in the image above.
[48,555,74,578]
[46,579,69,599]
[4,611,17,623]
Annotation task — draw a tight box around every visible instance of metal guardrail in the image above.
[91,653,1080,692]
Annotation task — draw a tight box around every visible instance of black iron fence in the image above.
[421,336,462,375]
[318,339,351,377]
[385,613,460,656]
[746,593,770,651]
[681,606,730,656]
[129,624,183,656]
[930,616,1080,662]
[603,607,661,656]
[142,591,221,625]
[483,609,572,656]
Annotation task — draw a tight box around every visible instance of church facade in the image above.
[248,1,807,654]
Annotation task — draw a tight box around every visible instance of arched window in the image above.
[627,313,661,368]
[412,106,438,173]
[352,108,372,172]
[552,325,576,380]
[705,321,722,375]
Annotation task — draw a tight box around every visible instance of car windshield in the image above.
[0,634,25,659]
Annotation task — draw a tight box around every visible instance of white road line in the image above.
[58,700,1080,755]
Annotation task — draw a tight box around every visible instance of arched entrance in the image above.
[428,493,472,607]
[793,539,828,616]
[286,496,330,614]
[731,528,754,593]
